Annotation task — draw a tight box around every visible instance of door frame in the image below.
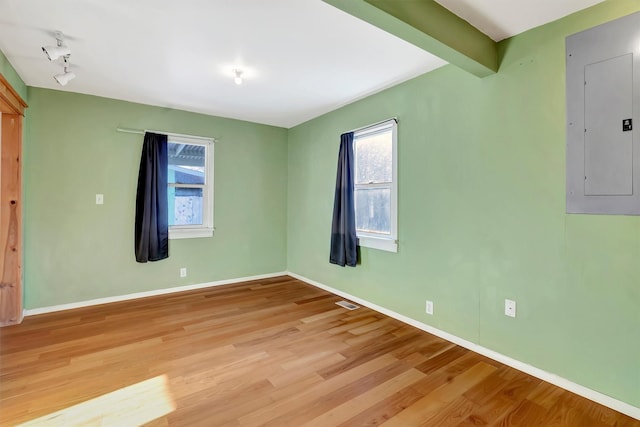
[0,73,27,326]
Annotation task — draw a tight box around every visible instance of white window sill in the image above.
[357,236,397,253]
[169,227,214,240]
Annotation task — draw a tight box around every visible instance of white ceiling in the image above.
[436,0,605,42]
[0,0,605,128]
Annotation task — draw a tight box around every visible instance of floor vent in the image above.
[336,300,360,310]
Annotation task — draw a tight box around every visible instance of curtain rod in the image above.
[347,117,398,135]
[116,127,218,142]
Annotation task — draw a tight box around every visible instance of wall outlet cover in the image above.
[426,300,434,315]
[505,299,516,318]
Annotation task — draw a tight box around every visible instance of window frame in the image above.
[167,134,214,240]
[353,119,398,253]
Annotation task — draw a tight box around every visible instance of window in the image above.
[167,135,214,239]
[353,119,397,252]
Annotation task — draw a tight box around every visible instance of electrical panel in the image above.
[566,12,640,214]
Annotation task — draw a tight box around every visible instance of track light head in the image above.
[42,45,71,61]
[42,31,71,61]
[54,69,75,86]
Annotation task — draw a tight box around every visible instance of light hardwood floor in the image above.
[0,276,638,426]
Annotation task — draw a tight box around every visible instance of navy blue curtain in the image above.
[135,132,169,263]
[330,132,357,267]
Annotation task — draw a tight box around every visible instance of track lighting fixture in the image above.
[234,69,243,85]
[42,31,76,86]
[42,31,70,61]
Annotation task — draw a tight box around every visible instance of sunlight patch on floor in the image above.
[17,375,175,426]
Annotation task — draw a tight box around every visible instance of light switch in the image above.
[96,194,104,205]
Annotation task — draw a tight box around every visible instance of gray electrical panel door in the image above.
[584,54,633,196]
[566,12,640,214]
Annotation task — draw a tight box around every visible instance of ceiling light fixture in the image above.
[42,31,70,61]
[43,31,76,86]
[234,69,243,85]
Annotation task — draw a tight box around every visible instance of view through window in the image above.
[167,136,214,239]
[353,119,397,252]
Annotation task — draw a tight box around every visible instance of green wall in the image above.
[0,49,27,101]
[24,88,288,308]
[287,0,640,408]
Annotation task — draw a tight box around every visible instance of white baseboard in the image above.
[286,271,640,421]
[23,271,288,317]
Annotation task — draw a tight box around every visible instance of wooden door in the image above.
[0,73,27,326]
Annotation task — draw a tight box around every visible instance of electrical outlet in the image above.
[180,267,187,278]
[425,300,434,315]
[95,194,104,205]
[505,299,516,318]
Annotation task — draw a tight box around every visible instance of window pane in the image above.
[355,187,390,234]
[355,131,392,184]
[168,142,206,185]
[168,187,203,226]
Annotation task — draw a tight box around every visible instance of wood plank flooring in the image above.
[0,276,638,426]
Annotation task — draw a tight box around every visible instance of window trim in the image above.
[167,134,215,240]
[353,119,398,253]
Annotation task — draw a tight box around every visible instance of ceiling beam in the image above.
[323,0,498,77]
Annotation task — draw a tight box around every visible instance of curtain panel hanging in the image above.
[135,132,169,263]
[329,132,357,267]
